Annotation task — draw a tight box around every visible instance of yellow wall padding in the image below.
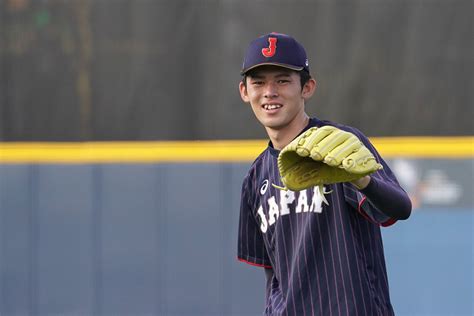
[0,137,472,164]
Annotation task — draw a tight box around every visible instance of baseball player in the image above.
[237,33,412,316]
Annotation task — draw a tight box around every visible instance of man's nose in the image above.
[264,83,278,98]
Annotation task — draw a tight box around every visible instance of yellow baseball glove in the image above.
[277,126,383,191]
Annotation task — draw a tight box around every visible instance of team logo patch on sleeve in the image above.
[262,37,277,57]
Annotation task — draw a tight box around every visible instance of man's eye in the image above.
[252,81,264,85]
[278,80,290,84]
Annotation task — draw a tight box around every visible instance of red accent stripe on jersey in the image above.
[357,196,397,227]
[357,196,376,224]
[237,257,272,269]
[381,218,397,227]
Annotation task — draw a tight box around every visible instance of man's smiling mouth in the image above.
[263,104,283,110]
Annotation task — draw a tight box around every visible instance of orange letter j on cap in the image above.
[262,37,277,57]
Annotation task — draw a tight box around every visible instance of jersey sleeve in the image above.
[342,128,409,226]
[343,180,396,226]
[237,174,272,268]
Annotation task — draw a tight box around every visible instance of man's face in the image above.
[239,66,315,131]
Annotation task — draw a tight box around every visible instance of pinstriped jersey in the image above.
[238,118,399,316]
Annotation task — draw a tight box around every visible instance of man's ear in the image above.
[302,78,317,100]
[239,81,250,103]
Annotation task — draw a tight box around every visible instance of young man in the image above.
[237,33,412,316]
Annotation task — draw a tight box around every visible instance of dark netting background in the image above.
[0,0,472,141]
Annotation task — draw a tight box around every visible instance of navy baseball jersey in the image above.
[238,117,409,316]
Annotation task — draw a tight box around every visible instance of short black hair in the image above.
[242,69,312,90]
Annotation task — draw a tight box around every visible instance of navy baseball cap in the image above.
[241,33,309,75]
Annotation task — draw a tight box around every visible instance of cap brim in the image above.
[241,62,304,75]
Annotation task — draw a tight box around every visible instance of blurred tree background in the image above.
[0,0,472,141]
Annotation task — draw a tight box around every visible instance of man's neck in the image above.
[266,114,310,150]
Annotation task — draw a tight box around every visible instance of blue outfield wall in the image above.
[0,163,472,316]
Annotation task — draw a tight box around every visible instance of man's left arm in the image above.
[351,175,412,220]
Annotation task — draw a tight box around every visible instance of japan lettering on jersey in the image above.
[256,183,325,234]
